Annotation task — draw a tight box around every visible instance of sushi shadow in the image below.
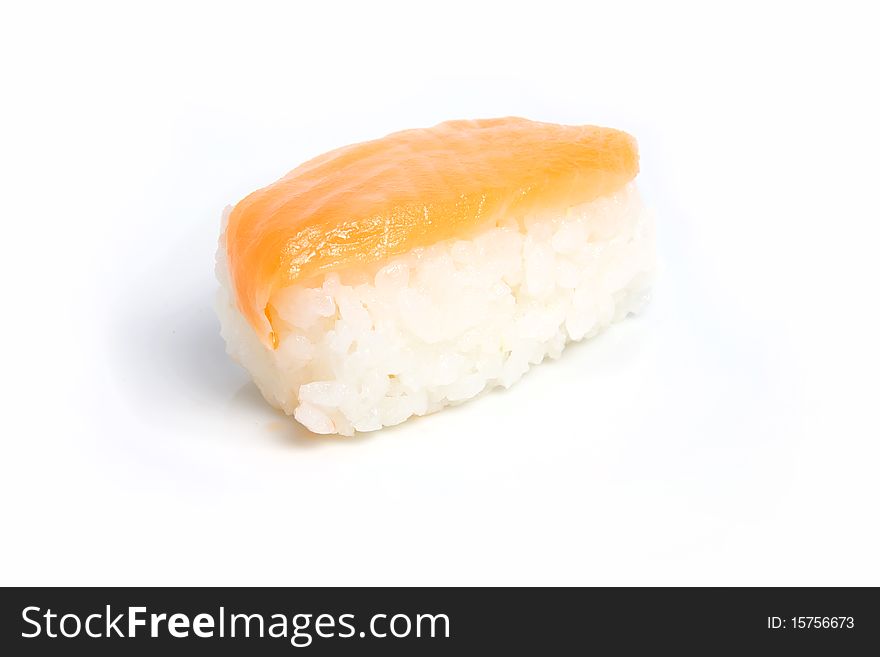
[230,383,377,449]
[231,379,454,449]
[115,288,241,408]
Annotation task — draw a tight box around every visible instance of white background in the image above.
[2,1,878,585]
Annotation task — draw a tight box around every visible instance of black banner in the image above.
[1,587,877,654]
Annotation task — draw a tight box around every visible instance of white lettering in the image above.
[21,606,41,638]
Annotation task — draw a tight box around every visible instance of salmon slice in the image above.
[225,117,639,348]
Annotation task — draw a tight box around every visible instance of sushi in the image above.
[216,117,655,435]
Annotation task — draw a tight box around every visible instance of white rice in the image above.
[216,183,655,435]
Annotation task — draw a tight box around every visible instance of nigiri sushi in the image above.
[216,117,655,435]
